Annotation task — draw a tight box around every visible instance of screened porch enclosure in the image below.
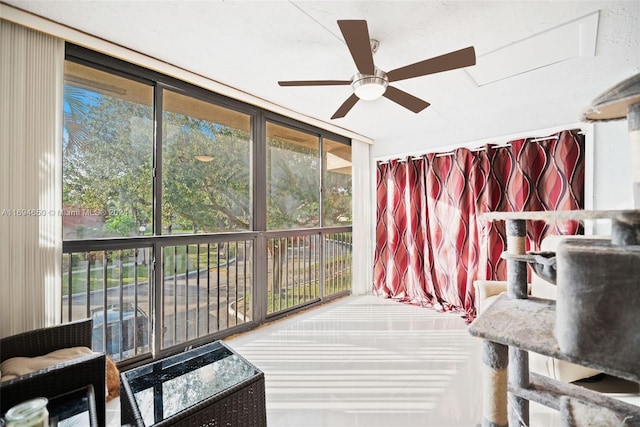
[60,44,353,364]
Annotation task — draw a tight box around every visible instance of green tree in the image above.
[162,112,251,233]
[323,170,352,225]
[267,137,320,229]
[63,87,153,238]
[103,214,138,237]
[63,83,351,239]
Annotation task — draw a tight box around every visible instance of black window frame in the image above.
[62,43,352,366]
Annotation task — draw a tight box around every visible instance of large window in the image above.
[266,122,320,229]
[162,89,252,234]
[266,123,353,229]
[62,45,352,364]
[63,61,153,240]
[323,138,352,227]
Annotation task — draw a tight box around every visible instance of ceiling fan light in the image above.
[195,155,214,162]
[352,70,389,101]
[354,82,387,100]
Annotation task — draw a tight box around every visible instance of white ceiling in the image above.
[5,0,640,157]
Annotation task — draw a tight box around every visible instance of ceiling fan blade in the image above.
[387,46,476,82]
[337,20,375,75]
[278,80,351,86]
[331,94,360,119]
[383,86,430,113]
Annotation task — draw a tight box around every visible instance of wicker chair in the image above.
[0,318,106,427]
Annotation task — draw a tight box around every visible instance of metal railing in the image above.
[62,244,153,362]
[267,233,321,314]
[324,231,353,297]
[62,228,351,363]
[266,229,353,316]
[160,238,254,349]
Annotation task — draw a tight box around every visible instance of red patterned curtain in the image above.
[373,130,585,321]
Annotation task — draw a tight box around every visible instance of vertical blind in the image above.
[0,20,64,337]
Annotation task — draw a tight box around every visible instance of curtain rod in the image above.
[378,132,564,165]
[530,135,560,143]
[380,156,425,163]
[380,133,566,163]
[376,126,586,164]
[434,142,513,158]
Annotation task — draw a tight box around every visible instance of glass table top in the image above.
[123,341,259,426]
[49,386,95,427]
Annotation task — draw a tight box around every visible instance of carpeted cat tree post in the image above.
[556,73,640,426]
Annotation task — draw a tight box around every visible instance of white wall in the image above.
[592,121,634,209]
[351,140,374,295]
[591,120,634,233]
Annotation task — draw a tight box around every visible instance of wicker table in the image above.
[120,341,266,427]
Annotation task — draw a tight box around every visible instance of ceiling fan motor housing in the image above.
[352,69,389,100]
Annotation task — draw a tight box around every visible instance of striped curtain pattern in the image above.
[373,130,585,321]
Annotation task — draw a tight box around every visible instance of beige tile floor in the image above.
[108,295,639,426]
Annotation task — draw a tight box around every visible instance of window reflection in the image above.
[323,139,352,226]
[162,90,252,234]
[266,123,320,230]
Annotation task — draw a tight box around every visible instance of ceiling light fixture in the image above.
[351,69,389,101]
[194,155,214,162]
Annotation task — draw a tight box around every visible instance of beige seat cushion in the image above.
[474,280,508,314]
[0,346,94,382]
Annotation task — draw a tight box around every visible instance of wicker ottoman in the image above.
[120,341,266,427]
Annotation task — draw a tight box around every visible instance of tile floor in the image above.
[228,295,483,427]
[107,294,639,426]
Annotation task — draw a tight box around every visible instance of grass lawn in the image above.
[62,244,230,295]
[240,273,351,314]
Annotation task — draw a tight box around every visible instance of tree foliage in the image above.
[63,84,352,239]
[162,112,250,233]
[267,138,319,229]
[63,87,153,239]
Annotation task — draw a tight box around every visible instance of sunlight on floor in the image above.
[228,295,483,427]
[108,294,639,427]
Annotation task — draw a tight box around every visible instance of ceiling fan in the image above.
[278,20,476,119]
